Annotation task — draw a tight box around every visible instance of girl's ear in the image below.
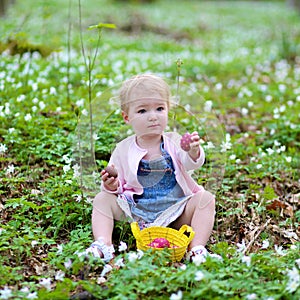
[122,111,129,124]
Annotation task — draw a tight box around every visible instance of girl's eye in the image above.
[137,109,146,114]
[157,107,165,111]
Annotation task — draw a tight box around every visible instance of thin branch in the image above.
[243,218,272,255]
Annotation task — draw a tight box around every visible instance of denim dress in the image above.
[127,143,190,228]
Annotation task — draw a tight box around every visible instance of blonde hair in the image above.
[119,74,171,113]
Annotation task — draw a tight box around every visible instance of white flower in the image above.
[32,97,39,104]
[274,245,286,256]
[97,276,107,284]
[0,143,7,154]
[76,99,85,107]
[256,164,262,169]
[0,287,13,299]
[8,128,15,134]
[64,259,72,269]
[278,145,286,153]
[179,264,187,271]
[31,240,38,247]
[195,270,205,281]
[72,164,80,178]
[215,83,222,90]
[261,240,270,249]
[220,133,232,152]
[286,267,300,293]
[62,155,72,164]
[20,287,29,293]
[279,84,286,93]
[241,255,251,267]
[114,258,125,268]
[82,109,88,116]
[32,83,38,91]
[210,253,223,261]
[39,101,46,110]
[74,194,82,203]
[286,278,299,293]
[4,103,10,115]
[24,114,32,121]
[57,244,63,254]
[85,197,93,204]
[204,100,213,112]
[118,241,127,252]
[296,259,300,268]
[6,164,14,174]
[237,240,246,252]
[49,87,57,95]
[192,254,206,266]
[204,141,215,150]
[287,267,300,283]
[100,264,113,277]
[285,156,292,163]
[39,278,52,291]
[170,290,183,300]
[241,107,248,116]
[55,270,65,281]
[246,293,257,299]
[279,105,286,112]
[128,252,139,262]
[63,164,71,173]
[266,148,274,155]
[137,249,144,259]
[26,292,38,299]
[93,133,99,140]
[17,94,26,102]
[265,95,272,102]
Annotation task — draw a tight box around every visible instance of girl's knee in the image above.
[93,191,124,221]
[195,190,215,210]
[93,191,116,205]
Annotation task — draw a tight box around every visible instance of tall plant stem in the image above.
[66,0,72,105]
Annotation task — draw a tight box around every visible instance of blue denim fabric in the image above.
[130,143,185,223]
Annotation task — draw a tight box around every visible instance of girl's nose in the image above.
[148,112,158,121]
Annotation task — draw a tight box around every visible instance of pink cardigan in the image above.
[101,132,205,200]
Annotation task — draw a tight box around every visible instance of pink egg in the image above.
[180,133,192,151]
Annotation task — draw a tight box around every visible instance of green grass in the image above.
[0,0,299,299]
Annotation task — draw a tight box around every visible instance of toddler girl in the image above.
[86,74,216,262]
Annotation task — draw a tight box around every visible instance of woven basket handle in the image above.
[178,225,195,244]
[130,222,143,243]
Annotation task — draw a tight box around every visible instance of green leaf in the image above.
[88,23,117,30]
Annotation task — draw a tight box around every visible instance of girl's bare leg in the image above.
[172,190,216,250]
[92,191,125,246]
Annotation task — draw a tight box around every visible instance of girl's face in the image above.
[122,91,168,140]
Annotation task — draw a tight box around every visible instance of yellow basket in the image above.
[130,222,195,262]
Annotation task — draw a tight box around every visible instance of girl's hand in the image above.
[180,131,200,161]
[101,166,119,191]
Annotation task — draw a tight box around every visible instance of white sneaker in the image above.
[186,245,208,264]
[85,238,115,263]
